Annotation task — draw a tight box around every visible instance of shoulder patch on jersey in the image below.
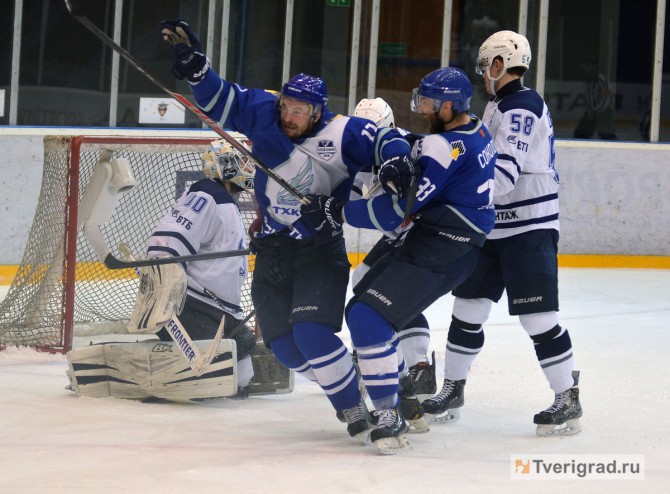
[316,140,337,160]
[450,140,466,159]
[498,89,544,118]
[189,178,235,205]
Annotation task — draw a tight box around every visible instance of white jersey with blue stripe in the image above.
[146,178,247,319]
[482,79,560,239]
[189,71,411,239]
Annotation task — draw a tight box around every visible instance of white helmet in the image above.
[354,97,395,128]
[476,30,532,75]
[202,139,255,191]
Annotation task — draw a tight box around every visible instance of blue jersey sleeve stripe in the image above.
[218,85,237,127]
[495,193,559,210]
[495,164,516,185]
[498,153,521,173]
[152,231,197,255]
[201,79,225,113]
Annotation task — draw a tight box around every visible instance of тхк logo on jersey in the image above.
[316,140,336,160]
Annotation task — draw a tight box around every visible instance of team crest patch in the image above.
[316,140,336,160]
[451,140,466,159]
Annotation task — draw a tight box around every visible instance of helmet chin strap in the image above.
[485,66,506,95]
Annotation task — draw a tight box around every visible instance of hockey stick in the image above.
[105,248,251,270]
[63,0,308,205]
[196,309,255,376]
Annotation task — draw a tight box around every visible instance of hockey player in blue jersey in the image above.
[351,98,436,433]
[422,31,583,436]
[160,19,414,443]
[300,67,496,453]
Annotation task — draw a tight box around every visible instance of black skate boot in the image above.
[422,378,466,423]
[534,370,583,436]
[370,407,411,454]
[340,401,372,444]
[408,351,437,401]
[399,374,430,434]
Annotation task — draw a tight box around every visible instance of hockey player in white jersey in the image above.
[423,31,583,436]
[351,98,436,431]
[160,19,414,445]
[146,140,257,395]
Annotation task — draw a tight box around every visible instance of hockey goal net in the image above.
[0,135,258,353]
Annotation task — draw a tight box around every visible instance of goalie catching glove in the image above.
[160,19,209,82]
[299,194,345,234]
[128,260,188,334]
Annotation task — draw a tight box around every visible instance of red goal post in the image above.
[0,134,258,353]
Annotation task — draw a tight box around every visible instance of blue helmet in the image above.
[411,67,473,113]
[281,73,328,111]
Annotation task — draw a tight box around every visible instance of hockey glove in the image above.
[378,155,416,198]
[300,194,345,234]
[248,212,262,254]
[160,19,209,82]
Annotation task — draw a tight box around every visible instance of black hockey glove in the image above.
[300,194,345,234]
[378,155,416,198]
[160,19,209,82]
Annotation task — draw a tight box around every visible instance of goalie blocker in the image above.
[66,338,294,402]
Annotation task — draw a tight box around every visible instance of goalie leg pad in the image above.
[128,262,187,334]
[66,339,237,402]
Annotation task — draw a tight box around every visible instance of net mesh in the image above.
[0,135,258,352]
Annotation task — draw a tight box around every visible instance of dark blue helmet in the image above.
[281,73,328,111]
[411,67,473,113]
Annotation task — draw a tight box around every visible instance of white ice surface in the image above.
[1,268,668,493]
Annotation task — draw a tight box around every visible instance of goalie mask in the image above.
[202,140,255,191]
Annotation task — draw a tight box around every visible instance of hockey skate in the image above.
[370,407,411,455]
[534,370,583,436]
[422,378,466,423]
[408,351,437,402]
[340,400,372,444]
[399,374,430,434]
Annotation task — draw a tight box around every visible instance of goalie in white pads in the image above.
[67,141,261,401]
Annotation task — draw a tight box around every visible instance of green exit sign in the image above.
[380,42,407,57]
[327,0,351,6]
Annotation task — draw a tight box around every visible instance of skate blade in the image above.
[407,417,430,434]
[536,418,582,437]
[374,435,412,455]
[427,407,461,424]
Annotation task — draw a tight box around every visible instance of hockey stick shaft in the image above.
[104,248,250,269]
[64,0,308,205]
[194,309,255,376]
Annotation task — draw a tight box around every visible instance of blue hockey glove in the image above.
[300,195,345,233]
[160,19,209,82]
[378,155,416,198]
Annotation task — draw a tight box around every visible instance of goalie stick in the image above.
[63,0,308,205]
[104,248,251,270]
